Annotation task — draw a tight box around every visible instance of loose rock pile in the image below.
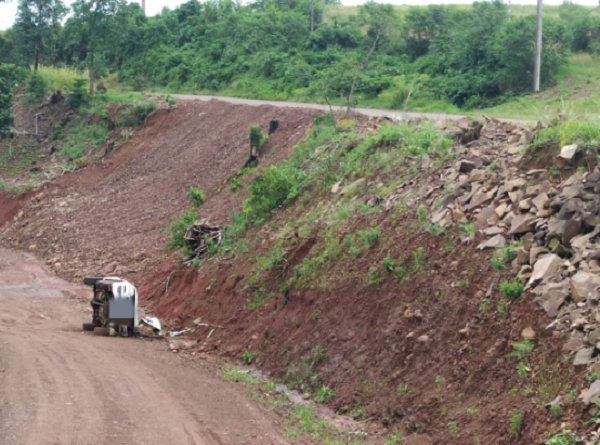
[415,119,600,429]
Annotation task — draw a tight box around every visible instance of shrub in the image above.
[249,125,268,149]
[358,227,380,248]
[243,166,303,223]
[187,187,205,207]
[26,72,48,103]
[66,78,88,109]
[168,187,205,250]
[118,101,155,126]
[499,280,524,299]
[167,206,197,250]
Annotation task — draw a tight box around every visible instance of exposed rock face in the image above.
[411,118,600,409]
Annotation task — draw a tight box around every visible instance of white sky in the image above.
[0,0,598,30]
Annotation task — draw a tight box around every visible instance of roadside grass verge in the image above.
[221,366,367,445]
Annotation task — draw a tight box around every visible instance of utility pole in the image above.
[141,0,145,15]
[533,0,543,92]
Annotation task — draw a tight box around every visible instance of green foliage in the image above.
[118,101,155,126]
[509,409,524,439]
[26,72,49,102]
[167,206,196,250]
[315,385,334,403]
[499,280,524,300]
[242,351,257,365]
[246,287,274,309]
[491,245,516,270]
[187,187,205,207]
[168,187,205,250]
[249,125,268,149]
[66,78,89,109]
[545,430,578,445]
[61,122,109,160]
[367,265,380,285]
[385,434,405,445]
[508,340,535,361]
[37,66,88,91]
[243,166,304,224]
[534,120,600,147]
[358,227,380,248]
[381,247,426,280]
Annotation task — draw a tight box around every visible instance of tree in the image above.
[15,0,67,70]
[0,64,26,137]
[69,0,125,94]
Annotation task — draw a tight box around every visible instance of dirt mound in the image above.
[0,100,315,279]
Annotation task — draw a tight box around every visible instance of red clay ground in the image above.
[0,101,586,444]
[1,100,314,279]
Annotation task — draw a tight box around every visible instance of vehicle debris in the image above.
[140,316,162,335]
[82,276,139,337]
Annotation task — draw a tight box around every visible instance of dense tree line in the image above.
[1,0,599,108]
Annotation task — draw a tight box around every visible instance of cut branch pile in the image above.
[184,221,222,262]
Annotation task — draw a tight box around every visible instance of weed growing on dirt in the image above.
[491,245,516,270]
[545,430,578,445]
[367,265,380,285]
[315,385,334,402]
[417,205,445,235]
[359,227,380,248]
[549,401,563,419]
[460,223,474,236]
[447,421,458,437]
[509,409,524,438]
[499,280,524,299]
[396,384,410,396]
[246,287,274,310]
[168,187,205,251]
[434,375,445,391]
[508,340,535,361]
[242,351,258,365]
[384,434,405,445]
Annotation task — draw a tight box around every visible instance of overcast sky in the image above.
[1,0,598,30]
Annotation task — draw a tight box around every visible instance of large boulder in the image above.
[570,271,600,303]
[528,254,562,288]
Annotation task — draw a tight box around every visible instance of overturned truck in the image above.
[82,276,139,337]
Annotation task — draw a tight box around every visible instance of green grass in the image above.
[37,65,88,92]
[481,54,600,121]
[60,122,109,161]
[509,409,524,439]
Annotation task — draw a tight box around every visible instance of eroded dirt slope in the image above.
[1,100,314,279]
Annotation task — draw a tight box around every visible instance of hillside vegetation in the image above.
[1,0,600,118]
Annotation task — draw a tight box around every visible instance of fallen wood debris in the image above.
[184,221,222,262]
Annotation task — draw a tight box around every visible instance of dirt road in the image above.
[170,93,468,122]
[0,248,293,445]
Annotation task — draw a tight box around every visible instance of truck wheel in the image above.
[82,322,95,331]
[93,327,108,336]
